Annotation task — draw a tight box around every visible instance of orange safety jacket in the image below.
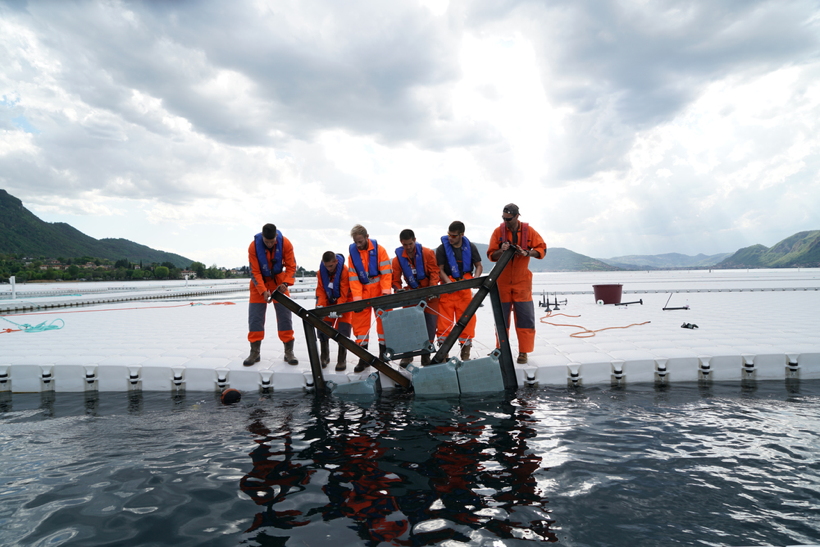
[392,245,439,291]
[487,222,547,290]
[248,237,296,299]
[316,255,351,307]
[347,239,392,301]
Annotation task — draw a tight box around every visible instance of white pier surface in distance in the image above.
[1,269,819,393]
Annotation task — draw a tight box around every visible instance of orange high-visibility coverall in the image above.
[487,222,547,353]
[391,245,440,343]
[347,240,392,347]
[248,237,296,344]
[316,257,352,338]
[436,242,481,347]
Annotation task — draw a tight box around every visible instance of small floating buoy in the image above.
[221,388,241,405]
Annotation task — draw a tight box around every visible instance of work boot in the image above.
[354,343,369,373]
[460,344,471,361]
[399,357,413,368]
[320,338,330,368]
[354,359,370,373]
[284,340,299,365]
[379,343,387,361]
[517,352,528,364]
[243,341,261,367]
[421,353,431,367]
[335,346,347,372]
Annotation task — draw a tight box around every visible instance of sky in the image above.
[2,0,820,269]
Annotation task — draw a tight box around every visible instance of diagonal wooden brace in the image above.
[269,290,411,389]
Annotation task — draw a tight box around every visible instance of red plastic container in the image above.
[593,284,623,305]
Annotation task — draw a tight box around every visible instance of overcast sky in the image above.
[2,0,819,268]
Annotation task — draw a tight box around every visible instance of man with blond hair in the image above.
[347,224,392,373]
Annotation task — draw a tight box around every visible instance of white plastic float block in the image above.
[49,365,97,392]
[565,353,612,386]
[696,352,744,383]
[224,369,269,392]
[653,351,699,383]
[752,352,790,380]
[608,350,657,384]
[515,366,538,386]
[457,351,504,393]
[378,303,432,358]
[264,369,305,391]
[4,364,56,393]
[0,365,9,392]
[180,359,231,390]
[796,352,820,380]
[96,365,138,391]
[533,354,573,385]
[331,372,381,396]
[409,359,460,396]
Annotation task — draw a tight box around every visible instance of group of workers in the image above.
[243,203,547,373]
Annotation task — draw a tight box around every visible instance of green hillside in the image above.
[472,243,621,272]
[717,231,820,268]
[0,189,193,268]
[601,252,732,269]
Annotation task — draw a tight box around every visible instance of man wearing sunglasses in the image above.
[487,204,547,364]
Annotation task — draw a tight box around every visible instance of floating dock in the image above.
[1,271,819,394]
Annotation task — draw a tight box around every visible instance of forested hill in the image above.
[0,189,193,268]
[716,230,820,268]
[471,243,621,272]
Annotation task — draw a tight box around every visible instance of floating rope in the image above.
[540,311,650,338]
[6,301,238,318]
[1,316,65,333]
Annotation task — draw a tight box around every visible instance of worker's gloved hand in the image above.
[328,312,340,319]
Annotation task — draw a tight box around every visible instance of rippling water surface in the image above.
[1,381,819,546]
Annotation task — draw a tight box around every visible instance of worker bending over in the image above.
[316,251,353,371]
[245,223,298,367]
[347,224,392,373]
[391,229,440,367]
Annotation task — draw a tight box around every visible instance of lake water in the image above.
[1,382,819,546]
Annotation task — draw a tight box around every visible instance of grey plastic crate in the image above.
[409,359,460,396]
[329,372,382,396]
[457,350,504,393]
[378,302,432,358]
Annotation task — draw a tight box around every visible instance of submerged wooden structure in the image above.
[271,246,520,394]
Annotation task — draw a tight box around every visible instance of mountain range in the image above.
[2,189,818,271]
[0,189,193,268]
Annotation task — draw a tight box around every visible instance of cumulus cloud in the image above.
[1,0,819,266]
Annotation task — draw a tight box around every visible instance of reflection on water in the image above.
[238,393,556,545]
[1,382,819,546]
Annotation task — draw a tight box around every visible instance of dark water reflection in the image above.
[237,392,556,545]
[1,382,820,546]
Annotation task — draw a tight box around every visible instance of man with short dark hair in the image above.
[436,221,483,361]
[347,224,392,373]
[392,229,440,367]
[487,203,547,364]
[244,223,298,367]
[316,251,353,371]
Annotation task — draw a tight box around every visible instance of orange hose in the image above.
[540,311,650,338]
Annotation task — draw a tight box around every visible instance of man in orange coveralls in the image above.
[487,203,547,364]
[316,251,352,371]
[436,221,483,361]
[347,224,392,373]
[244,223,299,367]
[391,229,440,368]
